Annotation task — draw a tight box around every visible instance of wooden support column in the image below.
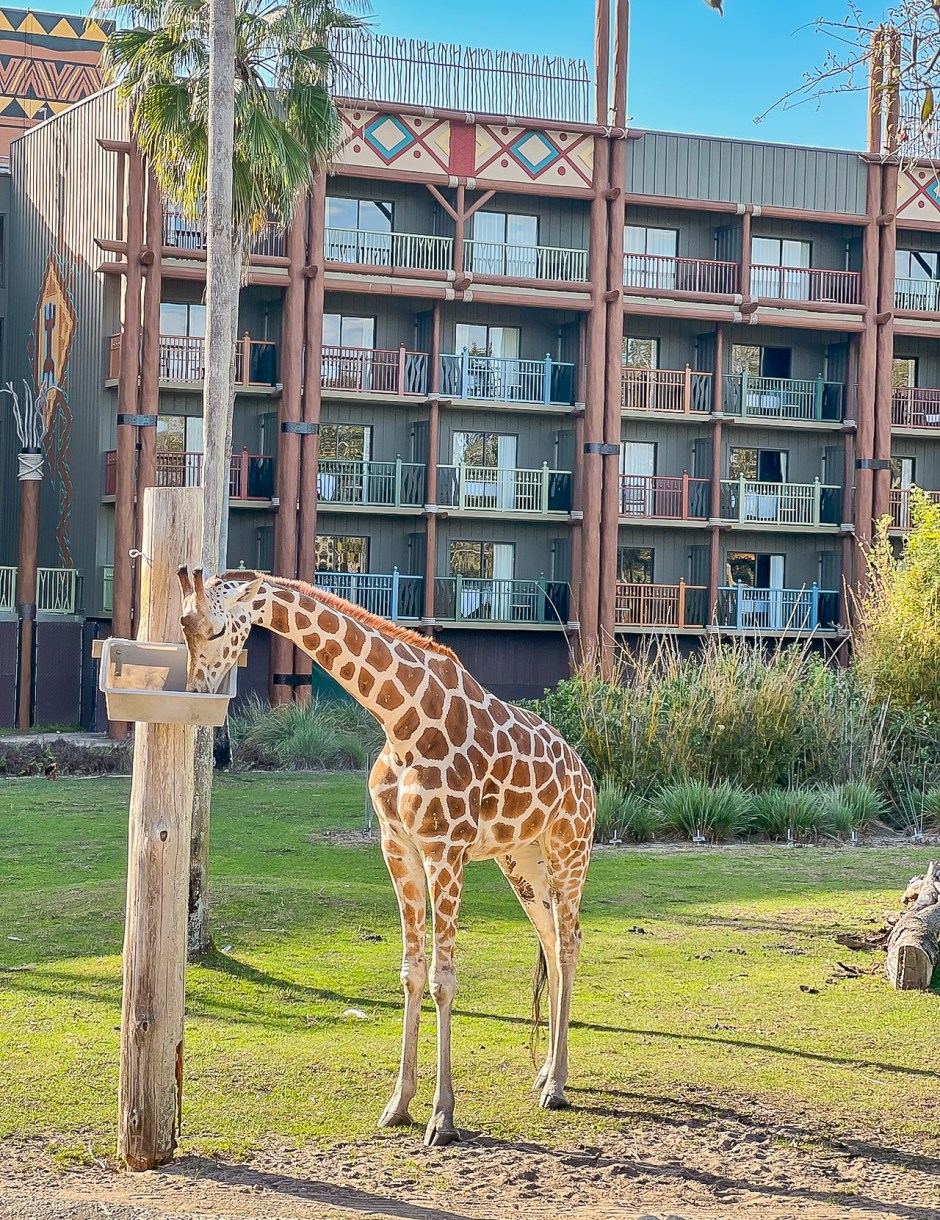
[424,301,442,622]
[15,458,40,729]
[740,207,752,297]
[453,183,466,282]
[137,168,164,530]
[118,486,203,1171]
[874,37,900,529]
[842,336,859,628]
[855,160,881,553]
[110,145,145,738]
[708,323,726,626]
[270,200,306,703]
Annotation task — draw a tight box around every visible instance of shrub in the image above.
[229,695,384,771]
[817,781,884,837]
[746,788,830,841]
[653,778,749,842]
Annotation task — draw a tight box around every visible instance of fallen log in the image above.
[886,860,940,990]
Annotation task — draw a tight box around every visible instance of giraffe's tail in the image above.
[529,942,549,1063]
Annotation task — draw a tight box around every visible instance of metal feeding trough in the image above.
[99,639,236,726]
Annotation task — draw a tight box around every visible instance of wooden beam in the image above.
[463,189,497,221]
[426,182,458,222]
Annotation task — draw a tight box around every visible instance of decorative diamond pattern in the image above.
[364,115,415,161]
[509,131,560,175]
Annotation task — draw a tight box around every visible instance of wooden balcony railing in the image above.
[321,345,428,395]
[325,226,453,272]
[622,365,713,414]
[440,350,576,405]
[437,463,573,514]
[0,565,14,612]
[749,264,861,305]
[892,387,940,429]
[464,239,588,282]
[618,473,710,520]
[889,487,940,530]
[105,449,274,500]
[434,576,569,625]
[163,206,285,257]
[0,567,79,615]
[716,584,840,632]
[623,253,738,295]
[614,580,707,629]
[895,277,940,312]
[314,570,423,621]
[316,458,426,508]
[109,333,278,386]
[719,478,842,527]
[723,373,844,422]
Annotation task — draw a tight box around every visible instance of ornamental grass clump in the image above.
[817,781,885,838]
[746,788,830,841]
[230,695,384,771]
[594,781,660,843]
[653,778,750,842]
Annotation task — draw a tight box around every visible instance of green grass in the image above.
[3,773,940,1162]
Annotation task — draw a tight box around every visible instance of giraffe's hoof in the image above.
[378,1101,415,1128]
[539,1085,570,1110]
[424,1113,460,1147]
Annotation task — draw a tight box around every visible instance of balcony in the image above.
[618,474,710,521]
[464,239,588,282]
[719,478,842,527]
[324,227,453,272]
[723,374,845,423]
[108,333,278,388]
[892,387,940,430]
[314,570,423,621]
[104,449,275,501]
[440,351,576,406]
[889,487,940,530]
[614,580,707,630]
[895,278,940,312]
[622,366,713,415]
[715,584,840,632]
[434,576,569,625]
[0,567,79,616]
[316,459,425,509]
[749,265,860,306]
[163,206,285,258]
[437,463,573,515]
[321,345,428,396]
[623,253,738,296]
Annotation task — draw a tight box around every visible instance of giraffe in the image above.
[177,567,596,1146]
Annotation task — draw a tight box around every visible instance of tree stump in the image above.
[886,860,940,990]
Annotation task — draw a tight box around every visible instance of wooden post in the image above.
[118,485,203,1171]
[424,300,442,623]
[137,166,164,535]
[15,459,40,729]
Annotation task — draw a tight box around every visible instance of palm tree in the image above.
[99,0,363,954]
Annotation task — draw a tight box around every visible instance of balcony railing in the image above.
[163,207,285,257]
[0,567,79,615]
[749,265,861,305]
[889,487,940,530]
[434,576,569,625]
[723,373,844,422]
[614,580,707,629]
[464,239,588,282]
[315,569,423,621]
[321,345,428,395]
[109,333,278,386]
[325,227,453,272]
[440,350,575,405]
[719,478,842,527]
[104,449,275,500]
[618,474,710,520]
[437,463,573,514]
[716,584,840,632]
[622,366,713,414]
[316,458,426,508]
[892,387,940,429]
[623,253,738,295]
[895,277,940,312]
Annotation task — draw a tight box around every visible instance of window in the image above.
[893,457,916,528]
[452,430,516,468]
[896,249,940,282]
[160,301,206,337]
[455,323,520,359]
[321,316,377,390]
[451,431,518,509]
[325,198,394,263]
[731,343,792,380]
[448,541,515,619]
[892,456,915,488]
[315,534,369,573]
[617,547,653,583]
[623,336,659,368]
[729,447,788,482]
[155,416,203,487]
[625,225,678,257]
[726,552,785,589]
[624,225,679,290]
[322,314,375,350]
[893,357,917,388]
[319,424,371,461]
[471,210,539,276]
[158,302,207,380]
[751,237,812,300]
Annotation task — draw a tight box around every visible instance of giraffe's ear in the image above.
[224,574,264,608]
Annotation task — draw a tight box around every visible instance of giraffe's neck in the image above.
[255,582,441,743]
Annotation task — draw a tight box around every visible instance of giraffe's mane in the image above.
[223,572,461,664]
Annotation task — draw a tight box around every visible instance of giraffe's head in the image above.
[178,567,264,693]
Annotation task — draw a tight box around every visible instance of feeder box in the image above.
[99,638,235,726]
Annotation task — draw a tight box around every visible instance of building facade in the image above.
[0,10,936,725]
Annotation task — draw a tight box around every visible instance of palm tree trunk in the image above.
[189,0,237,960]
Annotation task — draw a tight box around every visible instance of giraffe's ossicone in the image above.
[178,567,596,1146]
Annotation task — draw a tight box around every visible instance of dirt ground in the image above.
[2,1087,940,1220]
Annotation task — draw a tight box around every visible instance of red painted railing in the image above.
[750,264,861,305]
[320,345,429,395]
[614,581,708,628]
[618,473,710,520]
[893,387,940,429]
[889,487,940,530]
[105,449,273,500]
[621,366,713,414]
[623,253,738,295]
[109,333,278,386]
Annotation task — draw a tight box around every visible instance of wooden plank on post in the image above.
[118,485,203,1171]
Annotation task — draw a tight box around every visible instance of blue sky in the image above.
[35,0,886,149]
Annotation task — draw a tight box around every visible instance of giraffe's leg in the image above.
[422,847,466,1147]
[538,815,592,1111]
[494,843,560,1092]
[377,826,427,1129]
